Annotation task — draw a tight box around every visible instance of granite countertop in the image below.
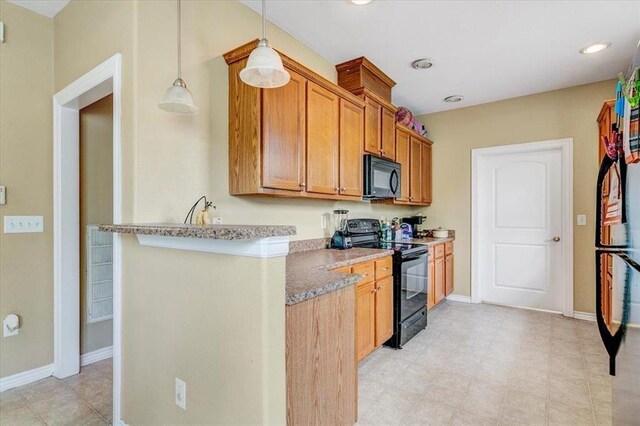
[286,248,393,306]
[98,223,296,240]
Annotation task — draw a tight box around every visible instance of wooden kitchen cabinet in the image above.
[306,81,339,195]
[381,107,396,160]
[224,40,365,202]
[421,141,432,204]
[334,256,394,362]
[377,123,433,207]
[409,136,422,203]
[374,276,394,346]
[428,242,454,309]
[286,285,356,425]
[356,281,376,361]
[363,96,382,156]
[395,129,410,202]
[445,254,454,296]
[262,69,307,192]
[339,99,364,197]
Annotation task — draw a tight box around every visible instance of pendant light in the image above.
[240,0,290,88]
[159,0,198,114]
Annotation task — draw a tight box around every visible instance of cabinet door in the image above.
[262,70,306,191]
[409,137,422,203]
[421,142,432,204]
[380,107,396,160]
[306,82,339,195]
[356,281,375,361]
[374,276,394,346]
[395,129,410,202]
[363,96,381,155]
[434,257,445,304]
[427,259,435,309]
[445,254,454,296]
[339,99,364,197]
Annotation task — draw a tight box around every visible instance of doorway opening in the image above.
[471,139,574,316]
[53,54,122,424]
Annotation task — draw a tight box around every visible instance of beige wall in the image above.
[120,237,286,424]
[418,80,616,313]
[80,95,113,355]
[0,1,54,378]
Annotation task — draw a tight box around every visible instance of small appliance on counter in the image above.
[401,215,427,238]
[432,228,449,238]
[330,209,352,249]
[330,230,352,250]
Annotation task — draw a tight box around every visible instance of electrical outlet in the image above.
[175,378,186,410]
[0,186,6,205]
[4,216,43,233]
[212,216,222,225]
[577,215,587,226]
[321,215,327,229]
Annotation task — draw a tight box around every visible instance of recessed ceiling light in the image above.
[579,42,611,54]
[411,59,433,70]
[350,0,372,5]
[444,95,463,103]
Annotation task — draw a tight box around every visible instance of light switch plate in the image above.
[175,378,186,410]
[0,186,5,204]
[577,215,587,226]
[4,216,44,233]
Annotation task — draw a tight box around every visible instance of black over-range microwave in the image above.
[363,155,401,199]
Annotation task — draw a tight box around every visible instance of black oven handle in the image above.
[390,169,399,194]
[402,253,428,263]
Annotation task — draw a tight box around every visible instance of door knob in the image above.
[546,236,561,242]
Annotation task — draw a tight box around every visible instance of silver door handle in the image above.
[546,236,561,242]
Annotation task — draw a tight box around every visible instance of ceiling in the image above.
[241,0,640,114]
[7,0,69,18]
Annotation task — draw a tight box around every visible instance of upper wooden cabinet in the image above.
[363,96,382,155]
[262,70,307,192]
[358,93,397,161]
[395,129,410,202]
[381,107,396,160]
[336,56,396,103]
[306,82,339,195]
[224,40,365,201]
[339,99,364,197]
[378,123,432,206]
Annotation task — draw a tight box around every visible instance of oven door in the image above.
[364,155,401,199]
[399,253,428,321]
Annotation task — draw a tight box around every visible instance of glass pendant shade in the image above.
[240,39,290,88]
[159,78,198,114]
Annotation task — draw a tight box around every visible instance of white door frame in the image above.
[53,54,122,423]
[471,138,574,317]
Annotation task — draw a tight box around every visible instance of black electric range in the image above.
[345,219,428,348]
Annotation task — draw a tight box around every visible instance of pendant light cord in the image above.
[262,0,266,39]
[177,0,182,79]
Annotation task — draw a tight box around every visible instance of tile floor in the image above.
[358,301,612,426]
[0,358,113,426]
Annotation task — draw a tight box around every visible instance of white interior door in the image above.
[478,148,563,311]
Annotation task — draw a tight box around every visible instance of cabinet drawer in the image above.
[434,244,445,259]
[334,266,352,275]
[445,242,453,255]
[352,262,375,284]
[374,257,392,280]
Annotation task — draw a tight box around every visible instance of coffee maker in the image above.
[401,215,427,238]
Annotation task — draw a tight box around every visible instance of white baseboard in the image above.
[0,363,54,393]
[446,294,472,303]
[573,311,596,322]
[80,345,113,366]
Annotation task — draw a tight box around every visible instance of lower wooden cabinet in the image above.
[335,256,394,362]
[356,281,376,360]
[286,286,357,425]
[428,242,454,309]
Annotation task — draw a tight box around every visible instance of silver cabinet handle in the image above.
[300,183,306,188]
[546,236,561,242]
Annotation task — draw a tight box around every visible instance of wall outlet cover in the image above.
[175,378,186,410]
[3,216,44,233]
[3,318,19,337]
[577,215,587,226]
[0,186,5,205]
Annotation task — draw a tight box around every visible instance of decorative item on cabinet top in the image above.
[224,40,367,202]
